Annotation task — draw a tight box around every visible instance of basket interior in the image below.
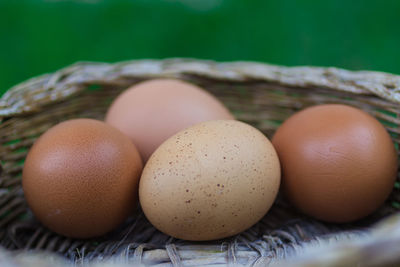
[0,74,399,264]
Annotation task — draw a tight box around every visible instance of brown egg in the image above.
[139,120,281,241]
[22,119,143,238]
[105,79,234,162]
[272,104,398,222]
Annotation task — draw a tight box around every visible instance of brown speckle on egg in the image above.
[139,120,281,241]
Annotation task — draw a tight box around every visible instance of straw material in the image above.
[0,59,400,266]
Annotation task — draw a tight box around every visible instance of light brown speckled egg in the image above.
[22,119,143,239]
[139,120,280,241]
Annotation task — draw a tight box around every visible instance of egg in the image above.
[22,119,143,238]
[139,120,281,241]
[272,104,398,222]
[105,79,234,162]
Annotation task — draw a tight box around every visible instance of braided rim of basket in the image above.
[1,59,400,266]
[1,58,400,118]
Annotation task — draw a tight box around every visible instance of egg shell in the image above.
[139,120,281,241]
[272,104,398,222]
[105,79,234,162]
[22,119,143,238]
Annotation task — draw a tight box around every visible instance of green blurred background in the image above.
[1,0,400,96]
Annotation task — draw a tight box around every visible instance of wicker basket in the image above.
[1,59,400,267]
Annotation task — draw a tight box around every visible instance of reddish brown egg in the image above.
[22,119,143,238]
[272,104,398,222]
[105,79,234,162]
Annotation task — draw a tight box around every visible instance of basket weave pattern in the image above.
[0,59,400,266]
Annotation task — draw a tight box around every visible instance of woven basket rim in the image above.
[2,58,400,119]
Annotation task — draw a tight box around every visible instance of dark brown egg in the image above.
[22,119,143,238]
[105,79,234,162]
[272,104,398,222]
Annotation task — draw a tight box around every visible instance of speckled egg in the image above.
[22,119,143,238]
[139,120,281,241]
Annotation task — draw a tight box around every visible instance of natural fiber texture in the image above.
[0,59,400,266]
